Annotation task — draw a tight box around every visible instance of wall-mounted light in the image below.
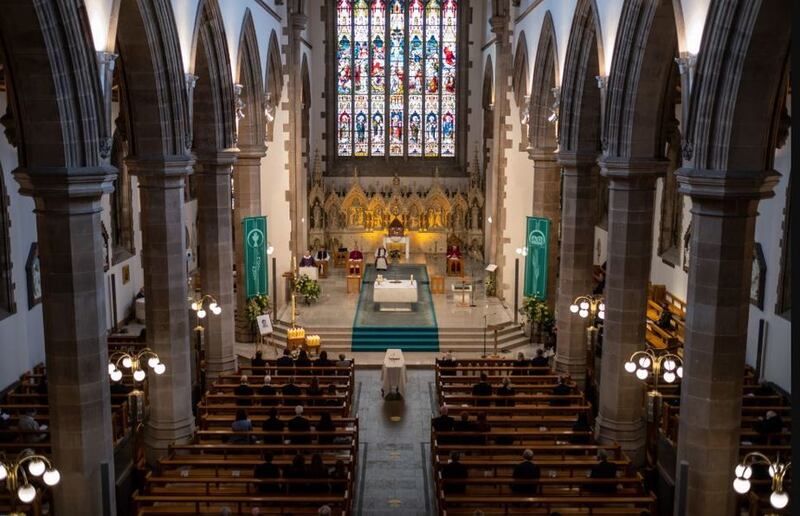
[185,74,198,150]
[97,51,118,159]
[675,52,697,156]
[264,92,276,123]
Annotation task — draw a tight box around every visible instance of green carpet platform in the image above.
[351,264,440,352]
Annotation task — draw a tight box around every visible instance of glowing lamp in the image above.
[663,371,676,384]
[733,477,750,494]
[17,483,36,503]
[43,468,61,486]
[624,361,636,373]
[122,357,132,369]
[147,357,160,368]
[635,368,648,380]
[569,304,579,314]
[110,370,123,382]
[770,490,789,509]
[133,369,146,382]
[27,459,45,477]
[154,363,166,375]
[197,309,207,319]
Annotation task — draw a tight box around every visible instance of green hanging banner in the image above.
[524,216,550,299]
[243,216,268,298]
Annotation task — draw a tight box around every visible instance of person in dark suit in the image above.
[306,376,324,406]
[261,407,285,443]
[295,349,312,370]
[282,376,302,406]
[530,349,549,373]
[324,384,341,407]
[511,449,540,494]
[314,350,334,375]
[472,412,491,445]
[284,453,307,494]
[234,375,254,406]
[441,451,469,494]
[432,405,455,445]
[550,376,573,406]
[512,352,529,376]
[496,377,516,407]
[251,350,267,374]
[439,352,456,376]
[754,410,784,442]
[258,375,277,406]
[254,451,281,493]
[570,412,592,444]
[453,412,476,445]
[587,449,618,493]
[328,459,348,495]
[472,373,493,406]
[288,405,312,444]
[317,412,336,444]
[306,453,329,493]
[277,349,294,375]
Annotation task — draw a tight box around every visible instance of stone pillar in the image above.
[553,152,597,387]
[595,157,663,464]
[287,1,308,258]
[196,150,238,378]
[14,169,117,515]
[233,146,265,342]
[674,169,778,515]
[128,158,195,461]
[530,148,562,310]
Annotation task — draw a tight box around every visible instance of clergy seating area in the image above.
[132,359,358,515]
[644,285,686,350]
[431,359,656,515]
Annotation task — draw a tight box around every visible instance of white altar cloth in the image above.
[373,279,417,311]
[298,266,318,281]
[383,236,410,259]
[381,348,407,398]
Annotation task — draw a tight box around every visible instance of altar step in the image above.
[270,321,530,354]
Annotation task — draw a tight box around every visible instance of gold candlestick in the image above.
[291,293,296,325]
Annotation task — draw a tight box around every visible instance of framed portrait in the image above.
[25,243,41,309]
[750,242,766,310]
[122,265,130,285]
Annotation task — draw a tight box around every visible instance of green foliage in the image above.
[294,274,321,304]
[522,296,555,331]
[388,249,402,261]
[246,294,271,323]
[484,274,496,297]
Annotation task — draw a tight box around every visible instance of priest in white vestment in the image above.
[374,246,389,271]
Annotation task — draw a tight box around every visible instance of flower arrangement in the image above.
[484,274,496,297]
[246,294,271,325]
[388,249,402,262]
[294,274,321,304]
[522,296,555,343]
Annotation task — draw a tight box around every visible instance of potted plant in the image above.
[294,274,321,305]
[246,294,271,332]
[522,296,555,344]
[484,273,496,297]
[388,248,402,263]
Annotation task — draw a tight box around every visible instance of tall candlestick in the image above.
[293,256,297,272]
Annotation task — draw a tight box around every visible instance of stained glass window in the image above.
[336,0,458,158]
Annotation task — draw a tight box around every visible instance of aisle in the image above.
[352,369,437,515]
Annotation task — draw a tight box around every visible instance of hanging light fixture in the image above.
[108,348,165,384]
[624,349,683,391]
[733,452,791,509]
[0,449,61,506]
[569,294,605,323]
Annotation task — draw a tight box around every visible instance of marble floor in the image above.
[352,368,438,515]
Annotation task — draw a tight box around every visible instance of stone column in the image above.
[233,145,265,342]
[674,169,777,515]
[14,169,117,515]
[196,150,238,378]
[553,152,597,387]
[287,1,308,258]
[595,157,664,464]
[530,148,562,310]
[128,158,195,462]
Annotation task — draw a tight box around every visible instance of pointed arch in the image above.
[265,30,283,110]
[603,0,679,159]
[236,9,265,149]
[115,0,190,157]
[0,0,105,169]
[482,55,495,111]
[190,0,236,153]
[511,31,529,107]
[529,11,559,151]
[558,0,604,155]
[685,0,790,172]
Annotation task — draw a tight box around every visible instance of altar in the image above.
[373,279,418,311]
[382,236,410,259]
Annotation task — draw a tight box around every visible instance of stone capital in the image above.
[13,166,116,215]
[599,156,668,179]
[528,147,559,164]
[126,155,194,189]
[237,144,267,160]
[194,148,239,175]
[676,167,779,201]
[556,150,599,169]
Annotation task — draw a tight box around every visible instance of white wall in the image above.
[0,91,45,389]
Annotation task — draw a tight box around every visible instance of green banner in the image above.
[243,216,268,298]
[524,216,550,299]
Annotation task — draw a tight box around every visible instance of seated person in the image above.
[439,352,456,375]
[512,352,529,376]
[453,411,476,434]
[336,353,351,374]
[328,460,348,495]
[277,349,295,375]
[471,373,493,406]
[306,377,324,405]
[234,375,255,406]
[446,244,461,259]
[586,449,618,493]
[0,411,14,443]
[441,451,468,494]
[19,409,48,443]
[299,249,316,267]
[261,407,285,443]
[317,412,336,444]
[251,350,267,373]
[306,453,330,493]
[348,245,363,261]
[288,405,312,444]
[530,348,549,372]
[284,453,307,494]
[230,409,253,444]
[511,449,540,494]
[314,350,334,373]
[592,261,606,295]
[496,377,516,407]
[324,384,341,407]
[295,349,312,370]
[754,410,784,441]
[472,413,491,445]
[570,412,592,444]
[282,376,303,406]
[315,245,331,263]
[258,376,277,406]
[432,405,455,432]
[374,246,388,271]
[656,303,674,330]
[254,451,281,493]
[550,376,573,406]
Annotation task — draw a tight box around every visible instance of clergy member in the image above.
[446,244,461,260]
[299,249,315,267]
[315,245,331,263]
[375,245,389,271]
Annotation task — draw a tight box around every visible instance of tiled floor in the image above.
[352,369,437,516]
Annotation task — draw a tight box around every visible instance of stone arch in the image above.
[0,0,105,169]
[301,52,311,168]
[529,11,559,151]
[685,0,791,172]
[511,31,529,107]
[236,10,265,148]
[264,29,283,140]
[115,0,190,157]
[482,55,494,172]
[558,0,604,155]
[603,0,680,159]
[190,0,236,154]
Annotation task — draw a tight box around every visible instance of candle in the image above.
[293,256,297,271]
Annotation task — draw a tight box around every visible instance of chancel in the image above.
[0,0,792,515]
